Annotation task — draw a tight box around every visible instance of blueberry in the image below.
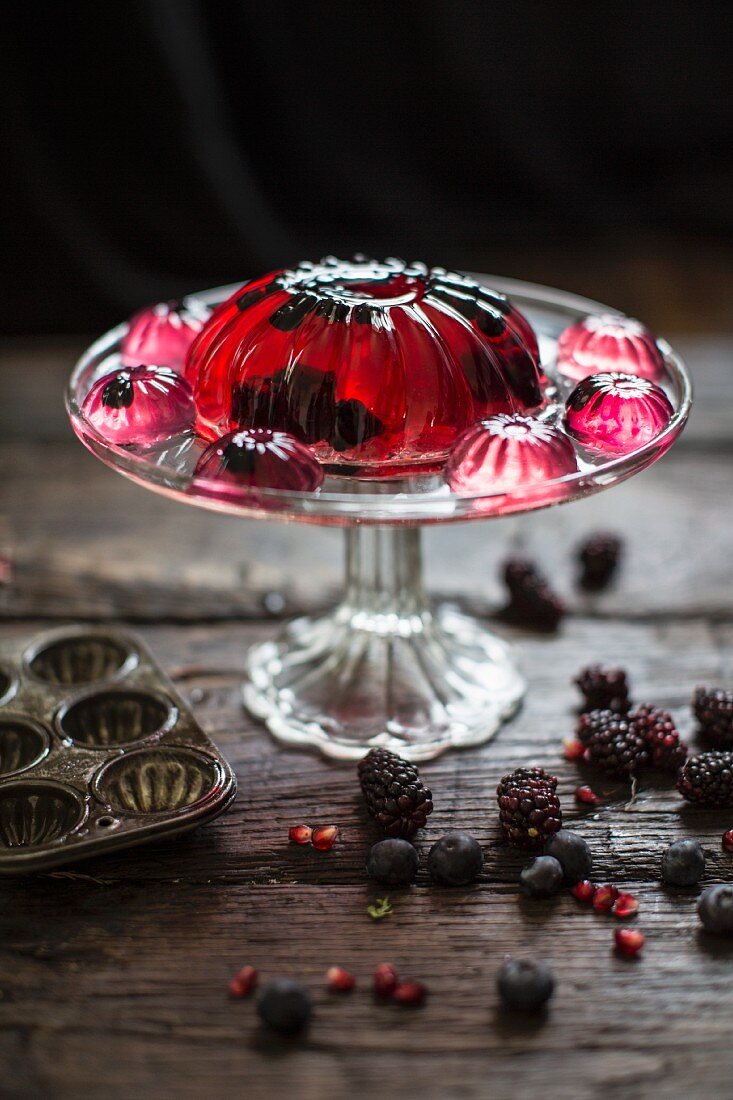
[366,838,419,886]
[698,885,733,934]
[427,831,483,886]
[497,958,554,1012]
[543,829,593,885]
[661,838,706,886]
[519,855,563,898]
[256,978,312,1033]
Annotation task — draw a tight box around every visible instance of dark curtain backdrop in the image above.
[2,0,732,334]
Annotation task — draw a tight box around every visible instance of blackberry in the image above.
[543,829,593,885]
[497,958,554,1012]
[677,751,733,807]
[661,838,705,886]
[698,885,733,934]
[427,831,483,886]
[497,767,562,851]
[256,979,312,1033]
[693,687,733,748]
[357,748,433,837]
[577,709,649,777]
[499,557,565,633]
[366,838,419,886]
[575,665,631,714]
[630,704,688,773]
[577,533,622,590]
[519,855,563,898]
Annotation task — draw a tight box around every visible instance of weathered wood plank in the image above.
[1,618,732,1099]
[1,442,732,621]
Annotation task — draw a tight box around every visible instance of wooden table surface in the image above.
[1,337,732,1100]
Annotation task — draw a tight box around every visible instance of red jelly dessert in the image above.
[192,427,323,501]
[121,299,212,372]
[565,373,673,456]
[81,365,195,446]
[445,414,577,494]
[185,257,544,473]
[557,314,665,383]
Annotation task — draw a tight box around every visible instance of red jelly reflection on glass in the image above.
[121,299,212,372]
[565,373,673,456]
[192,427,324,502]
[81,365,195,446]
[556,314,665,383]
[445,414,578,494]
[185,257,544,474]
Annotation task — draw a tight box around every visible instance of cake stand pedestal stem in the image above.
[244,523,525,761]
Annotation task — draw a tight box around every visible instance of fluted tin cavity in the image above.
[0,782,85,848]
[95,747,219,814]
[58,690,174,748]
[0,719,50,777]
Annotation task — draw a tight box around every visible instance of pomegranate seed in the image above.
[373,963,399,999]
[613,892,640,919]
[288,824,312,845]
[312,825,340,851]
[723,830,733,853]
[228,965,257,999]
[575,785,601,806]
[593,884,620,912]
[564,738,585,762]
[392,980,427,1006]
[615,927,645,957]
[326,966,356,992]
[571,879,596,903]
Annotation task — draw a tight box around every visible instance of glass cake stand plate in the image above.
[67,276,692,761]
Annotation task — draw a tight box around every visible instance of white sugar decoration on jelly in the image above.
[81,365,195,446]
[556,313,665,383]
[192,428,324,501]
[564,372,673,456]
[445,414,578,494]
[121,298,212,371]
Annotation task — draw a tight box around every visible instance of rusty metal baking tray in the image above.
[0,626,236,873]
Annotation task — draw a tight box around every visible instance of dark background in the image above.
[3,0,732,335]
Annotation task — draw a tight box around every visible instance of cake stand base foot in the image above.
[244,525,525,761]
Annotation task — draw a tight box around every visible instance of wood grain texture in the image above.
[0,340,732,1099]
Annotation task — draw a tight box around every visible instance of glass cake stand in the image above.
[67,276,692,761]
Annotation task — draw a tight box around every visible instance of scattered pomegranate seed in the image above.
[613,892,640,919]
[228,965,257,999]
[571,879,596,903]
[312,825,340,851]
[288,824,312,845]
[723,830,733,853]
[593,884,620,912]
[326,966,356,992]
[564,738,586,762]
[615,927,645,957]
[575,785,601,806]
[392,980,427,1006]
[373,963,399,999]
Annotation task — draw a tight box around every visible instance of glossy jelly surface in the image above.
[445,414,578,495]
[557,314,665,383]
[185,257,544,472]
[565,372,674,456]
[121,299,212,372]
[81,365,195,446]
[192,427,324,503]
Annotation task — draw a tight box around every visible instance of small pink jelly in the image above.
[565,372,673,456]
[121,299,211,372]
[556,314,665,383]
[192,428,324,501]
[81,365,195,446]
[445,414,578,495]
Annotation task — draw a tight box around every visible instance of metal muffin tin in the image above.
[0,626,236,873]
